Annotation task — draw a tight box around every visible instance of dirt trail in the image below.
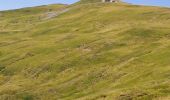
[44,8,70,20]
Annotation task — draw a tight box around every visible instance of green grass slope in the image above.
[0,1,170,100]
[77,0,101,4]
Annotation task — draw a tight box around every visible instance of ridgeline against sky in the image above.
[0,0,170,11]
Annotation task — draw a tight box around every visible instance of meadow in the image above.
[0,0,170,99]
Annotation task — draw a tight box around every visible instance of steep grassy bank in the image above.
[0,1,170,100]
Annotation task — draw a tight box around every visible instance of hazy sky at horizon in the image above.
[124,0,170,7]
[0,0,170,11]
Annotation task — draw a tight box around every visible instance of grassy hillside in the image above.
[77,0,101,4]
[0,1,170,100]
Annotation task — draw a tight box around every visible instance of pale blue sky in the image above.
[124,0,170,7]
[0,0,170,11]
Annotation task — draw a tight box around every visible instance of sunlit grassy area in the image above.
[0,1,170,100]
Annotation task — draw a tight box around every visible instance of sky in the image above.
[0,0,77,11]
[0,0,170,11]
[124,0,170,7]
